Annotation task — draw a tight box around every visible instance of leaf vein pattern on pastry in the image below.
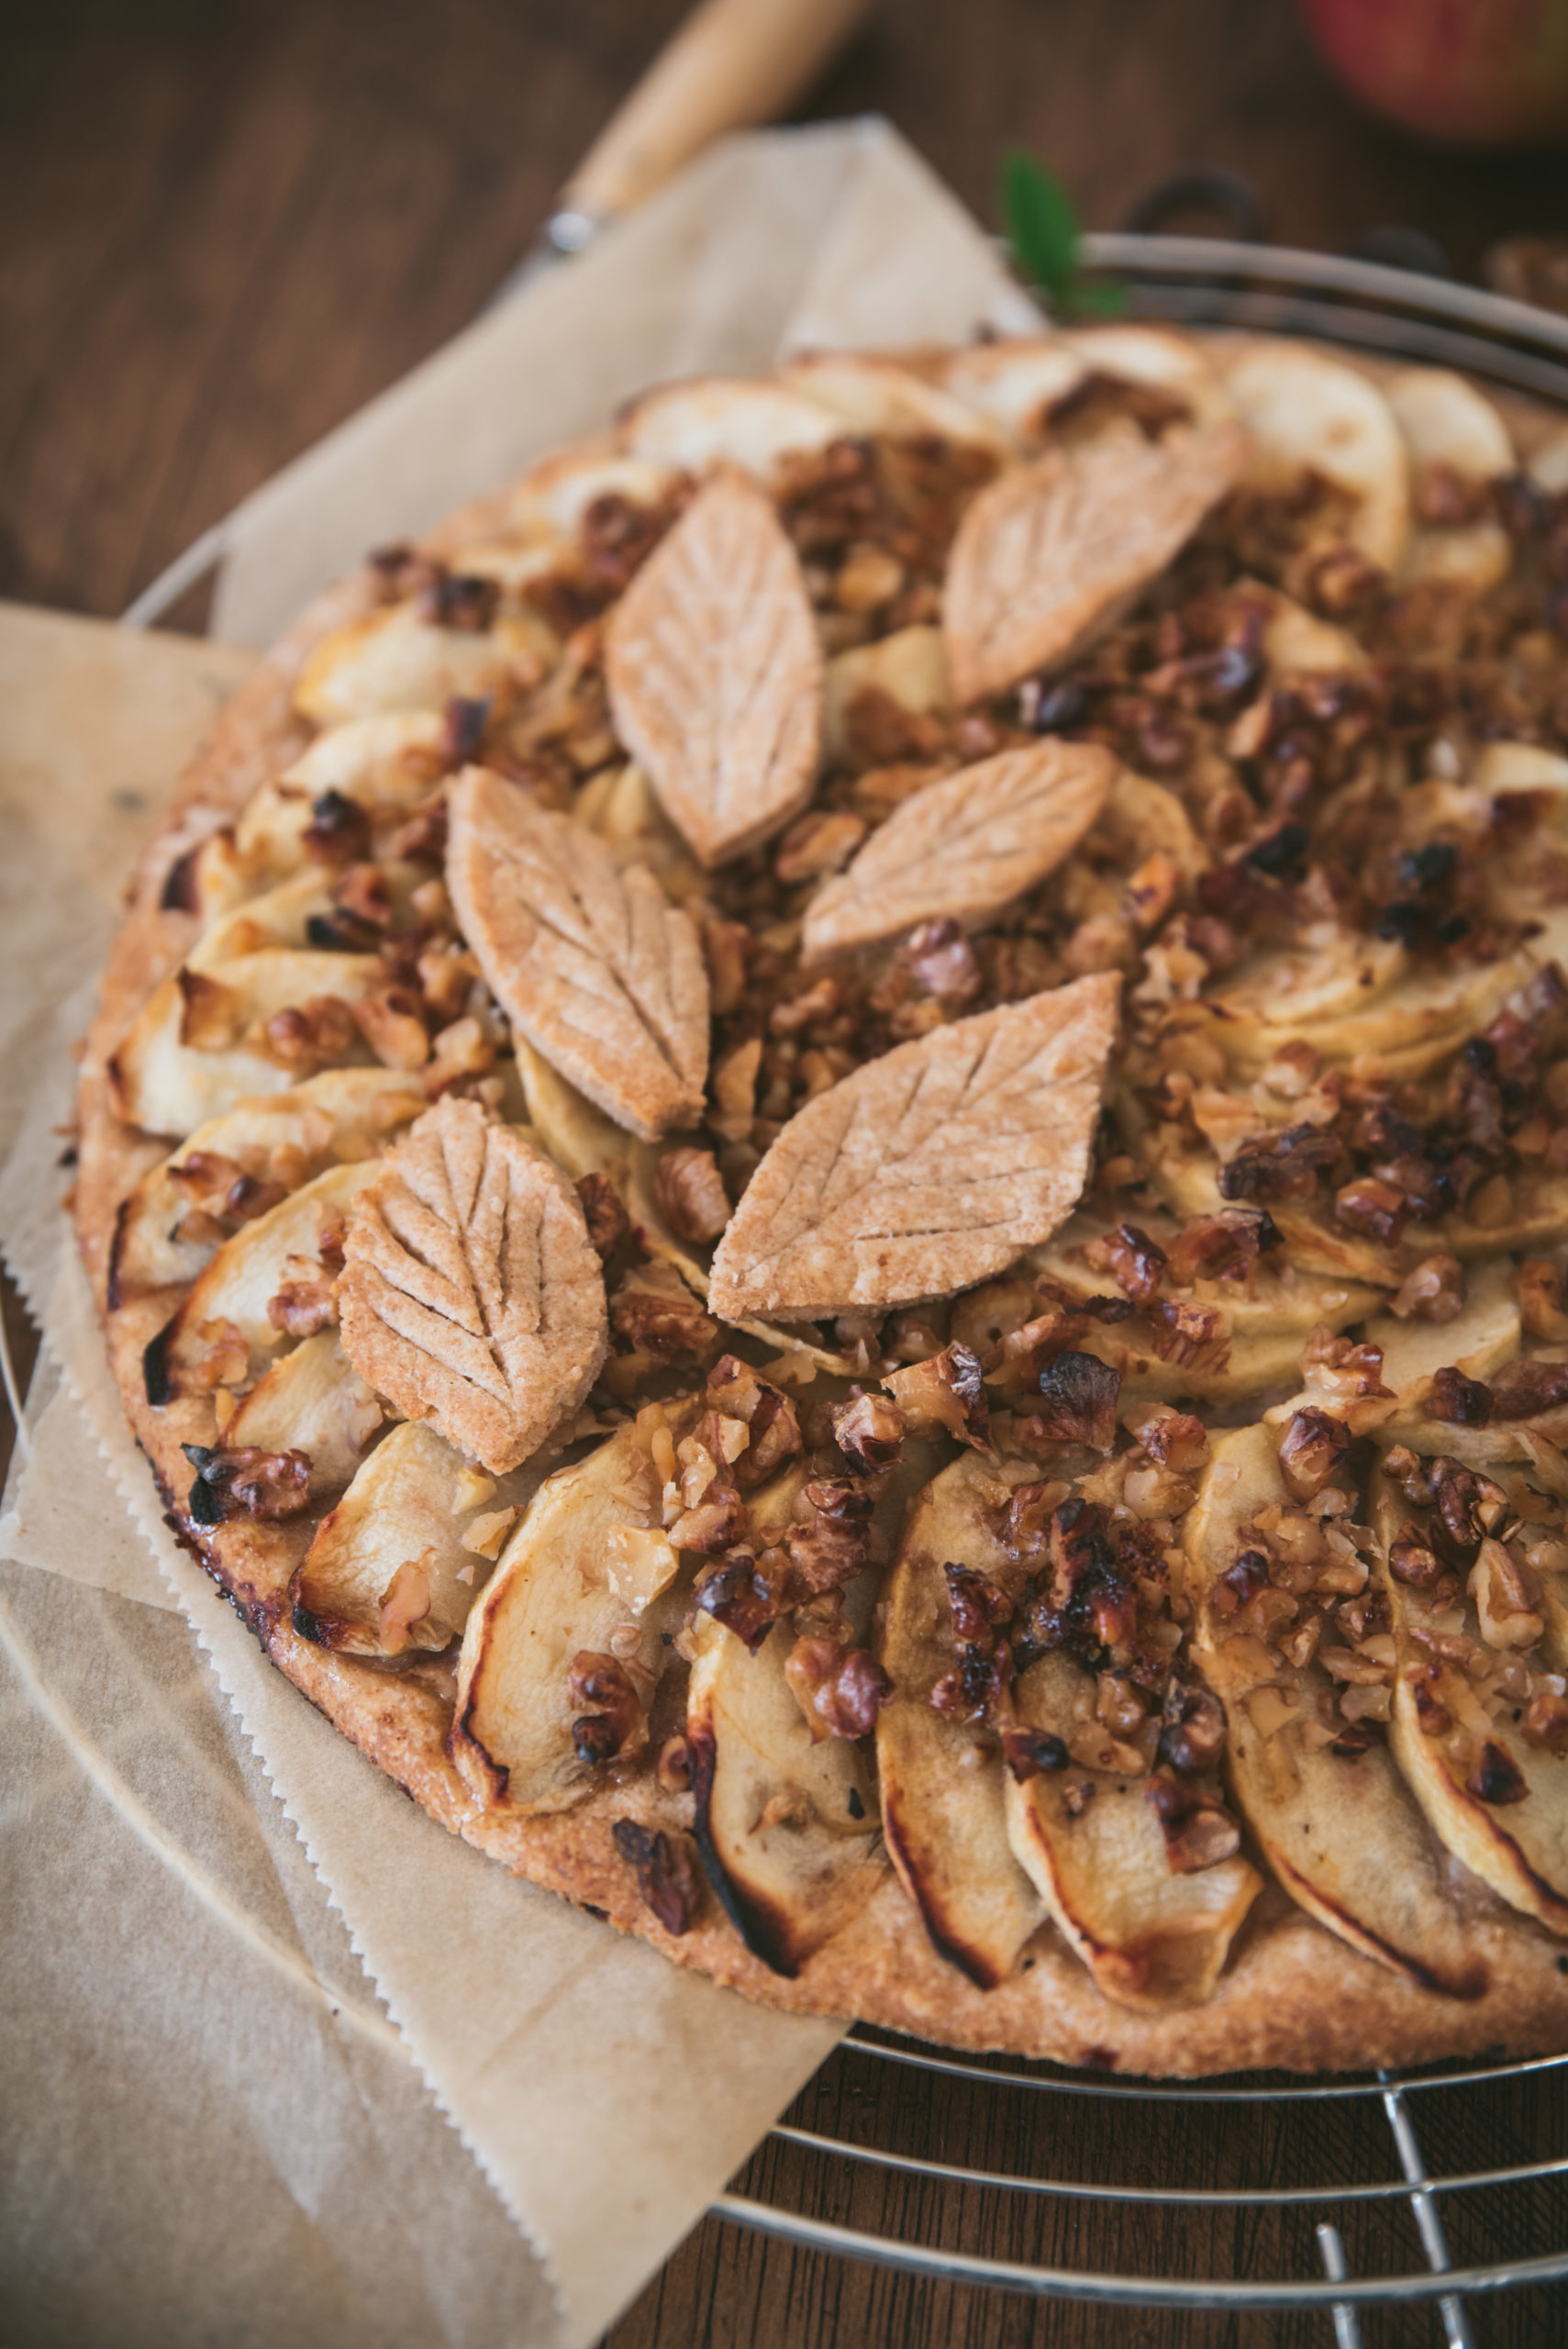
[605,465,823,866]
[339,1094,607,1474]
[943,420,1248,703]
[446,765,708,1141]
[709,975,1120,1319]
[803,739,1118,961]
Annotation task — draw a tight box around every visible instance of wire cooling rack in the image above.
[107,231,1568,2339]
[701,240,1568,2339]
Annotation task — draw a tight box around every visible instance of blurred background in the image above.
[6,0,1568,626]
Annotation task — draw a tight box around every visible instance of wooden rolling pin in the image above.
[545,0,874,250]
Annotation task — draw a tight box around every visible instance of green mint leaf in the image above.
[1000,148,1080,305]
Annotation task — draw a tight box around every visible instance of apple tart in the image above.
[76,326,1568,2072]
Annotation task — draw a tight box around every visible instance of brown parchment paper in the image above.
[0,118,1042,2346]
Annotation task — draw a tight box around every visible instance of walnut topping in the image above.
[1029,1350,1120,1451]
[784,1637,893,1739]
[1466,1738,1529,1806]
[828,1388,906,1472]
[1081,1222,1167,1305]
[610,1262,719,1361]
[575,1170,629,1260]
[785,1478,873,1596]
[1160,1677,1228,1775]
[884,1342,991,1449]
[1518,1261,1568,1343]
[653,1146,731,1243]
[568,1651,641,1765]
[943,1560,1014,1644]
[1489,1358,1568,1421]
[691,1555,774,1660]
[1001,1725,1070,1781]
[265,996,361,1074]
[611,1819,699,1935]
[182,1442,312,1524]
[706,1355,801,1484]
[1429,1366,1494,1425]
[1524,1691,1568,1756]
[1144,1773,1243,1873]
[1276,1408,1352,1502]
[168,1152,287,1236]
[1469,1538,1544,1650]
[266,1257,339,1338]
[1391,1254,1465,1324]
[1388,1526,1444,1589]
[667,1486,748,1556]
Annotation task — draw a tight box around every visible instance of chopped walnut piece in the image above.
[774,809,867,885]
[694,1549,779,1650]
[610,1263,719,1361]
[943,1560,1014,1643]
[1391,1254,1465,1324]
[1148,1298,1229,1377]
[1469,1539,1544,1650]
[610,1819,699,1935]
[785,1478,874,1597]
[884,1343,991,1450]
[1144,1773,1242,1872]
[1429,1366,1494,1426]
[1160,1678,1228,1774]
[1029,1350,1120,1450]
[1277,1408,1351,1502]
[653,1146,731,1243]
[1388,1525,1444,1589]
[668,1485,748,1555]
[1466,1739,1529,1806]
[829,1388,906,1472]
[784,1636,893,1739]
[575,1170,629,1260]
[1334,1176,1407,1245]
[1524,1690,1568,1756]
[302,789,372,864]
[353,983,430,1074]
[266,1255,339,1338]
[1081,1222,1167,1305]
[1164,1207,1280,1286]
[1518,1261,1568,1342]
[424,1014,495,1097]
[169,1152,287,1230]
[1001,1726,1070,1781]
[930,1640,1012,1723]
[706,1355,802,1484]
[182,1442,312,1524]
[1489,1358,1568,1420]
[897,918,984,1004]
[700,918,750,1016]
[568,1651,641,1764]
[264,995,360,1074]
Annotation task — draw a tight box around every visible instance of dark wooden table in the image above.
[5,4,1568,2342]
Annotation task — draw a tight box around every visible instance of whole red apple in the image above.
[1298,0,1568,142]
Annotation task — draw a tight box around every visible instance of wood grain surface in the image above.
[4,3,1568,2343]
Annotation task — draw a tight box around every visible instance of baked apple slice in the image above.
[294,596,554,729]
[143,1159,380,1403]
[1371,1452,1568,1936]
[109,949,381,1137]
[223,1330,383,1500]
[293,1419,543,1653]
[1184,1421,1486,1997]
[686,1460,886,1976]
[450,1405,699,1815]
[1004,1643,1262,2010]
[108,1066,426,1304]
[873,1454,1045,1987]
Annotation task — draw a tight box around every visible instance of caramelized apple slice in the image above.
[617,377,840,482]
[145,1160,381,1401]
[108,949,380,1137]
[109,1067,426,1305]
[821,624,951,764]
[1371,1463,1568,1935]
[873,1455,1045,1987]
[295,599,553,728]
[224,1330,383,1501]
[1004,1642,1262,2009]
[688,1458,886,1976]
[1184,1423,1486,1997]
[293,1419,543,1654]
[450,1406,698,1816]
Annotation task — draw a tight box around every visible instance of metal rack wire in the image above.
[702,239,1568,2337]
[106,230,1568,2338]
